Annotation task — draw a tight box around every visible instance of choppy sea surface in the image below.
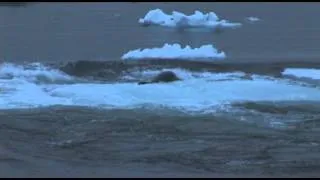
[1,2,320,178]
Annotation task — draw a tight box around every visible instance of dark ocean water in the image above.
[1,2,320,178]
[1,2,320,62]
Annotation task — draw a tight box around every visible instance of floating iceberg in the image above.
[138,9,242,29]
[121,43,226,60]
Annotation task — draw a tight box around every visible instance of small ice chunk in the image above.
[246,16,261,22]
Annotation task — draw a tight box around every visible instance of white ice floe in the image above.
[138,9,242,29]
[121,43,226,60]
[282,68,320,80]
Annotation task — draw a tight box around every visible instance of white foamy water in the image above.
[1,65,320,112]
[0,78,72,108]
[139,9,242,29]
[0,63,73,83]
[0,63,73,108]
[121,43,226,60]
[282,68,320,80]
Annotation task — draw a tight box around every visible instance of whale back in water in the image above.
[138,71,181,85]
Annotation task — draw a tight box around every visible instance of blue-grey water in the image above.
[1,2,320,62]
